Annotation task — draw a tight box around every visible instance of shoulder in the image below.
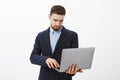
[35,28,49,40]
[37,28,49,37]
[63,27,78,36]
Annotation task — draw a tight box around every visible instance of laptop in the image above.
[56,47,95,72]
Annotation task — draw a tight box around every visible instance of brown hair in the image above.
[50,5,66,15]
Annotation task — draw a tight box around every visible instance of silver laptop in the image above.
[56,47,95,72]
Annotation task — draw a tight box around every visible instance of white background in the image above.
[0,0,120,80]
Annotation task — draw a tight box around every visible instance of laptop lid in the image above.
[56,47,95,72]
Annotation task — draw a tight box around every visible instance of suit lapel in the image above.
[54,27,67,54]
[44,28,52,55]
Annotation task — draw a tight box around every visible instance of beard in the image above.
[51,25,61,31]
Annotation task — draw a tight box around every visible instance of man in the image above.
[30,5,83,80]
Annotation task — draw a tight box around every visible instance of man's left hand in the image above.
[66,64,83,75]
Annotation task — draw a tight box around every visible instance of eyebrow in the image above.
[53,19,63,22]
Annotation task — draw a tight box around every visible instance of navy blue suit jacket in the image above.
[30,27,78,80]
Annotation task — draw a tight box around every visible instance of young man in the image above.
[30,5,83,80]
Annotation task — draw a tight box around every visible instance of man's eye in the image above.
[54,19,57,21]
[60,20,63,22]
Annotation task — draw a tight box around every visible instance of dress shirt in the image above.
[50,26,62,53]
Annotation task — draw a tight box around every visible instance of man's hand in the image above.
[66,64,83,75]
[46,58,60,69]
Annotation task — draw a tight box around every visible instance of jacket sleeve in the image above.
[30,34,48,67]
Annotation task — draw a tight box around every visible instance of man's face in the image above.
[49,14,65,31]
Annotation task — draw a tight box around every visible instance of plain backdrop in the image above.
[0,0,120,80]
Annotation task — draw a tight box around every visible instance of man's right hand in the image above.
[46,58,60,69]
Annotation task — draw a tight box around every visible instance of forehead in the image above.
[50,14,65,20]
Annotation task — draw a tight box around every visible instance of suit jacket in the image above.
[30,26,78,80]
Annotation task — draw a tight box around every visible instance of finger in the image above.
[68,66,72,74]
[75,65,78,72]
[50,62,55,68]
[66,66,70,74]
[48,59,56,69]
[71,64,75,72]
[55,61,60,68]
[74,64,77,71]
[46,58,52,68]
[50,59,59,69]
[72,64,77,74]
[47,62,51,69]
[77,69,83,73]
[52,60,60,68]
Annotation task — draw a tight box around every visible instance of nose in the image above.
[56,21,61,26]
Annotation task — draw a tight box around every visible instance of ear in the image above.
[48,14,51,20]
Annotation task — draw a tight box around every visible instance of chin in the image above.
[52,27,60,31]
[54,28,59,31]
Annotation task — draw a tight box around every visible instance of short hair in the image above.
[50,5,66,15]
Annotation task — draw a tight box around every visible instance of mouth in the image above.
[52,26,60,31]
